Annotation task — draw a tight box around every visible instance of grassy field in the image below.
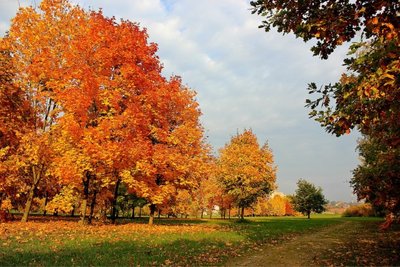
[0,215,398,266]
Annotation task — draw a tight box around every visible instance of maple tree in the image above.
[192,157,235,219]
[251,0,399,226]
[55,10,206,225]
[291,179,327,219]
[120,77,207,225]
[218,129,276,219]
[1,0,77,221]
[183,153,218,218]
[214,192,235,219]
[45,185,78,215]
[164,189,193,218]
[0,41,35,213]
[2,0,208,224]
[191,171,212,218]
[4,0,98,222]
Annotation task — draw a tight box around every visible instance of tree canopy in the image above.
[352,136,400,227]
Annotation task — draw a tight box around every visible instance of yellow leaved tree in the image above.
[218,129,276,219]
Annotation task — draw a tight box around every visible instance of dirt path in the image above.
[226,221,353,266]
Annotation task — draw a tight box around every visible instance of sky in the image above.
[0,0,361,202]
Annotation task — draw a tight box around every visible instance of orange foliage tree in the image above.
[4,0,207,224]
[1,0,86,221]
[0,41,35,212]
[284,198,295,216]
[218,129,276,219]
[190,156,234,219]
[123,79,207,225]
[254,193,293,216]
[50,7,158,224]
[267,193,286,216]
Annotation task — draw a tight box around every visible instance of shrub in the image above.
[342,203,375,217]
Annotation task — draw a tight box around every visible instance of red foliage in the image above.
[284,200,295,216]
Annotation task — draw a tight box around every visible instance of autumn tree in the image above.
[5,0,207,225]
[191,172,212,218]
[121,76,207,225]
[62,10,157,224]
[251,0,399,59]
[291,179,327,219]
[284,198,295,216]
[45,185,79,215]
[169,189,193,218]
[190,154,220,218]
[254,197,269,216]
[192,156,234,219]
[5,0,104,223]
[218,129,276,219]
[351,136,400,227]
[254,193,292,216]
[267,193,286,216]
[59,5,207,225]
[2,0,86,221]
[251,0,399,226]
[47,6,177,224]
[0,41,35,211]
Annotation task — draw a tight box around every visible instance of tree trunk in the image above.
[221,199,225,219]
[149,204,156,225]
[80,172,91,224]
[228,206,231,220]
[21,187,35,222]
[111,178,121,224]
[21,165,43,222]
[88,190,97,224]
[209,208,212,219]
[201,209,204,219]
[307,210,311,219]
[80,198,88,224]
[240,206,245,220]
[139,206,142,218]
[131,206,135,219]
[99,202,107,223]
[71,205,75,217]
[43,192,48,216]
[158,209,161,219]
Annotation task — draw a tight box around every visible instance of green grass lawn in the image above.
[0,214,388,266]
